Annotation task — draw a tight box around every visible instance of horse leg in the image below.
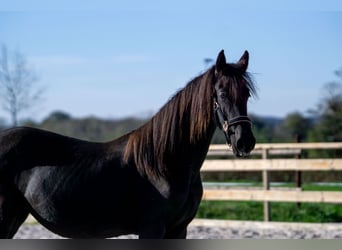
[164,225,187,239]
[139,221,187,239]
[138,220,167,239]
[0,184,29,238]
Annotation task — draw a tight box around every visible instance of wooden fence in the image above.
[201,142,342,222]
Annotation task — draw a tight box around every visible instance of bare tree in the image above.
[0,45,43,126]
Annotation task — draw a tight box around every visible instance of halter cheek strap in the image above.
[214,100,229,133]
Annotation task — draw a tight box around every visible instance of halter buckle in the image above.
[222,120,229,133]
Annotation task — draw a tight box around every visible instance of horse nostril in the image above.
[236,139,245,153]
[237,136,255,154]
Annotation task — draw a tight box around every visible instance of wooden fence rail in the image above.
[201,142,342,222]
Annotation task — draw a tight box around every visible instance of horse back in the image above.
[0,127,107,177]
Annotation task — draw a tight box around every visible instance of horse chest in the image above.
[167,173,203,226]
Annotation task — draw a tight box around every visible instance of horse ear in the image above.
[215,50,226,73]
[238,50,249,72]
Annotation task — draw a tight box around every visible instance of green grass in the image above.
[197,201,342,223]
[303,184,342,191]
[197,183,342,223]
[197,201,264,221]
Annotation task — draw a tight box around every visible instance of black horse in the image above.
[0,50,256,239]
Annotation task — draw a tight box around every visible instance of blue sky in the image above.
[1,1,342,122]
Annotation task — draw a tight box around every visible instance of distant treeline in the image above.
[21,111,149,142]
[0,108,338,147]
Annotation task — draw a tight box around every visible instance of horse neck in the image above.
[181,118,216,171]
[160,68,217,171]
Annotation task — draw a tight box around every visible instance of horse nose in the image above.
[236,132,255,156]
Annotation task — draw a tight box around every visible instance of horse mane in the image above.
[123,67,215,177]
[123,65,256,178]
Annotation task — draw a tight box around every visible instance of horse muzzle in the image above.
[229,124,256,157]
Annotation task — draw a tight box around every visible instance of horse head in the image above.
[213,50,256,157]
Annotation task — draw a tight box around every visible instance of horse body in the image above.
[0,127,133,237]
[0,126,209,238]
[0,50,256,238]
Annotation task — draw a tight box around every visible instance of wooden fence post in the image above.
[295,134,302,209]
[262,148,271,222]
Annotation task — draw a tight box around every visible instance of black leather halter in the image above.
[213,95,252,144]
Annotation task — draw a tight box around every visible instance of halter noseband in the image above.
[213,96,252,134]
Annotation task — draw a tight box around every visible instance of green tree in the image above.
[250,114,273,143]
[283,112,312,141]
[43,111,72,123]
[307,70,342,158]
[309,81,342,142]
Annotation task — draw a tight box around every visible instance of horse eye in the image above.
[220,93,227,99]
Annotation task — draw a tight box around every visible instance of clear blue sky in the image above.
[1,1,342,122]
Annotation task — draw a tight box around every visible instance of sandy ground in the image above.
[13,219,342,239]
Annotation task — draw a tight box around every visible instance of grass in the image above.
[197,201,342,223]
[196,183,342,223]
